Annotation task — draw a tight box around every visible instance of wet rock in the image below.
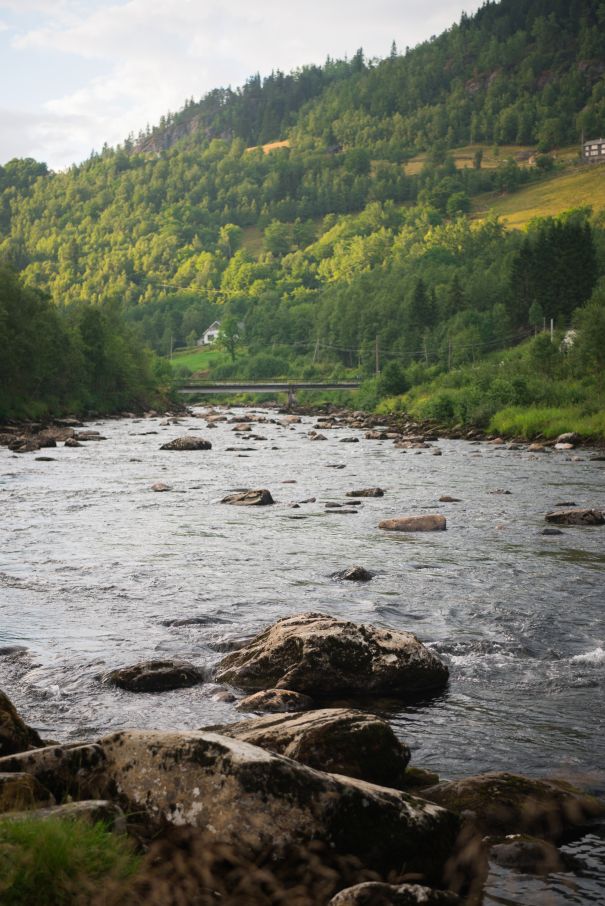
[211,708,411,788]
[221,489,274,506]
[64,437,82,447]
[329,882,460,905]
[95,729,460,877]
[310,433,327,441]
[332,566,374,582]
[420,772,605,840]
[340,437,360,443]
[160,436,212,451]
[76,431,107,441]
[554,442,574,451]
[104,659,205,693]
[541,528,564,536]
[488,489,512,495]
[545,508,604,526]
[326,508,359,514]
[0,690,44,756]
[151,482,172,492]
[215,612,449,699]
[488,835,568,875]
[555,432,580,447]
[299,497,316,504]
[439,496,461,503]
[399,767,441,791]
[35,456,55,462]
[346,488,384,498]
[0,772,54,813]
[0,743,107,801]
[379,515,446,533]
[235,689,315,713]
[528,443,547,452]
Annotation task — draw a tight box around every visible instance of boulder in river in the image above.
[346,488,384,498]
[488,835,569,875]
[328,882,460,905]
[151,482,172,492]
[555,432,580,447]
[104,659,205,693]
[545,508,604,526]
[160,436,212,451]
[221,489,274,506]
[332,566,374,582]
[0,690,44,756]
[420,772,605,840]
[209,708,411,788]
[214,612,449,698]
[379,515,446,533]
[235,689,315,713]
[94,729,459,877]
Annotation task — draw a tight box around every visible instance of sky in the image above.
[0,0,484,170]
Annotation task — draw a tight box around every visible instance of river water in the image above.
[1,407,604,903]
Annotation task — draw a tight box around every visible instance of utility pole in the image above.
[550,318,554,341]
[375,335,380,375]
[312,336,320,364]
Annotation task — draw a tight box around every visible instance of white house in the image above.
[197,320,221,346]
[583,138,605,162]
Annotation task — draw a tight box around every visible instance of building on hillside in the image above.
[197,321,221,346]
[583,138,605,162]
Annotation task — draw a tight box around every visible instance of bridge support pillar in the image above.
[287,385,296,408]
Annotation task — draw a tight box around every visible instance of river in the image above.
[1,407,604,904]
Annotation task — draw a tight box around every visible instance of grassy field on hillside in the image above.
[473,162,605,228]
[169,346,232,373]
[404,144,537,175]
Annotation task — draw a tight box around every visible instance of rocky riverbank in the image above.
[1,613,604,905]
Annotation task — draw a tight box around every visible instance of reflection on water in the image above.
[1,407,604,903]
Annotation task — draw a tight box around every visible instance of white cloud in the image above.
[0,0,483,168]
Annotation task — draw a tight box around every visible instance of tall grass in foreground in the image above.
[0,817,140,905]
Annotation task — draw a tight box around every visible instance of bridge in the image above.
[177,380,361,405]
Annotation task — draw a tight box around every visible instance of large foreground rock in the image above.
[160,436,212,451]
[0,743,107,801]
[379,516,446,533]
[0,690,44,756]
[420,772,605,840]
[100,730,459,878]
[214,613,449,698]
[235,688,315,713]
[545,508,604,526]
[210,709,411,788]
[104,659,205,693]
[329,882,460,905]
[3,800,126,834]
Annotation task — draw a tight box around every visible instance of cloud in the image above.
[1,0,483,168]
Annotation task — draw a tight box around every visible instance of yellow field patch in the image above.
[473,162,605,229]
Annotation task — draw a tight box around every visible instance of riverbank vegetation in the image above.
[0,267,170,420]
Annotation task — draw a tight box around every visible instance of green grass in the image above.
[473,162,605,228]
[404,143,537,175]
[489,406,605,440]
[169,345,233,373]
[0,817,140,905]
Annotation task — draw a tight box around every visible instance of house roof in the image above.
[203,320,221,333]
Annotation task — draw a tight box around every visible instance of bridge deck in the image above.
[178,381,361,394]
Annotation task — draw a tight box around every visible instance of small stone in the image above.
[221,489,274,506]
[439,496,461,503]
[160,436,212,451]
[541,528,564,536]
[545,508,604,526]
[346,488,384,498]
[379,515,446,532]
[151,483,172,492]
[235,689,315,713]
[104,659,205,693]
[331,566,374,582]
[64,438,82,447]
[489,835,567,875]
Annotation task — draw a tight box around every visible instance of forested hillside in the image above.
[1,0,605,429]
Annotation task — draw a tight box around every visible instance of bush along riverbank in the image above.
[1,613,604,905]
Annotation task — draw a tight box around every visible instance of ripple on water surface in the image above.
[1,408,604,904]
